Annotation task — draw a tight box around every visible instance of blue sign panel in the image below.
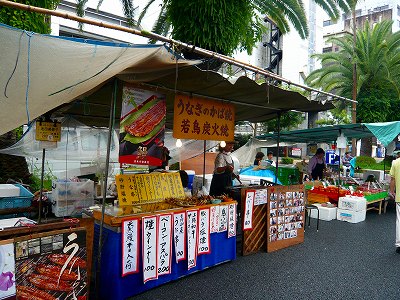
[325,150,339,165]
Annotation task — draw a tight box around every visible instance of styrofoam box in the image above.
[0,184,20,197]
[309,204,337,221]
[338,196,366,211]
[193,174,213,194]
[337,208,366,223]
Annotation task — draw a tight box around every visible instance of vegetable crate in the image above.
[0,184,33,219]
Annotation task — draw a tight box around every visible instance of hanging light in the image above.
[176,139,182,148]
[220,141,226,147]
[336,133,347,149]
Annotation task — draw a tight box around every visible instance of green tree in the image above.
[305,20,400,155]
[136,0,351,56]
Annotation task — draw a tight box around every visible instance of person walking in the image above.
[389,154,400,253]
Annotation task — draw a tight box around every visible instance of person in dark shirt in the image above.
[254,152,265,166]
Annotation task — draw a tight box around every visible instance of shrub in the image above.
[355,156,376,169]
[281,157,294,164]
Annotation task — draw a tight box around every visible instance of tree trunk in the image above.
[359,137,373,157]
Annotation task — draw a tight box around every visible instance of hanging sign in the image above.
[218,205,228,232]
[227,203,237,238]
[142,216,158,283]
[116,173,185,205]
[35,121,61,142]
[122,218,139,276]
[119,86,166,166]
[198,208,211,255]
[0,240,15,300]
[173,212,186,263]
[210,205,220,233]
[243,190,255,230]
[157,214,172,276]
[186,210,199,270]
[173,94,235,141]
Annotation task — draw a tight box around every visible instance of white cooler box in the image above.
[0,184,20,197]
[337,208,366,223]
[309,204,337,221]
[338,196,366,211]
[52,180,94,217]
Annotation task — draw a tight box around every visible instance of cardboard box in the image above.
[338,196,366,211]
[309,204,337,221]
[337,208,366,223]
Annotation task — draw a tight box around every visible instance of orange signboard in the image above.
[173,95,235,141]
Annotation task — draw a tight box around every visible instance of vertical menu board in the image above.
[267,185,305,252]
[116,173,185,205]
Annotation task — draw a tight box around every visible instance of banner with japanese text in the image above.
[119,86,167,166]
[173,94,235,141]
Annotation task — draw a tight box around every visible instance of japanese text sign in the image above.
[228,203,237,238]
[116,173,185,205]
[218,205,228,232]
[142,216,158,283]
[198,208,211,255]
[186,210,198,270]
[173,94,235,141]
[35,121,61,142]
[173,212,186,263]
[157,214,172,276]
[243,191,255,230]
[122,218,139,276]
[210,205,220,233]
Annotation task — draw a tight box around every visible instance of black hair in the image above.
[267,151,273,156]
[179,170,189,188]
[316,148,325,155]
[345,151,351,155]
[255,152,265,160]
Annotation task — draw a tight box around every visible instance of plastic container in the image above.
[337,208,366,223]
[185,170,195,190]
[0,184,20,197]
[338,196,366,211]
[309,203,337,221]
[0,184,33,219]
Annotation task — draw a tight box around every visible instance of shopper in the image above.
[389,154,400,253]
[308,148,326,180]
[254,152,265,166]
[342,151,353,167]
[266,151,276,167]
[209,141,240,196]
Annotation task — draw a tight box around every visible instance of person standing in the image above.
[209,141,240,196]
[266,151,276,167]
[307,148,326,180]
[254,152,265,166]
[389,154,400,253]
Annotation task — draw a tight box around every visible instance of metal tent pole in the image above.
[203,140,206,186]
[38,148,45,223]
[95,79,117,298]
[275,112,281,185]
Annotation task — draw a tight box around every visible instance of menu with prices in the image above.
[157,214,172,276]
[243,190,255,231]
[267,185,305,252]
[173,212,186,263]
[186,210,199,270]
[142,216,158,283]
[198,208,211,255]
[122,218,139,276]
[254,189,268,206]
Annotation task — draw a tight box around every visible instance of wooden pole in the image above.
[0,0,356,105]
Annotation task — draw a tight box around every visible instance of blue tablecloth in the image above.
[94,223,236,299]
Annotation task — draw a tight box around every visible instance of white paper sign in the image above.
[122,219,139,276]
[142,216,158,283]
[218,205,228,232]
[254,189,268,206]
[173,212,186,263]
[227,203,237,238]
[186,209,198,270]
[198,208,211,254]
[210,205,220,233]
[157,214,172,275]
[0,242,15,299]
[243,191,255,230]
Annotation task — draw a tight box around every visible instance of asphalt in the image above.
[131,201,400,300]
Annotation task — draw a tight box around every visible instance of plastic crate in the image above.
[0,184,33,219]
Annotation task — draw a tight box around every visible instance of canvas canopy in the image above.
[0,23,335,135]
[257,122,400,147]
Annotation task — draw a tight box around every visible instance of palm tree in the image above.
[135,0,351,56]
[305,20,400,155]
